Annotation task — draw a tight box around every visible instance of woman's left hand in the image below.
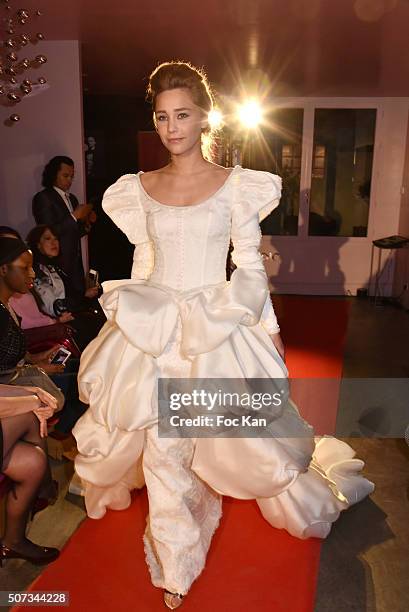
[28,346,66,374]
[33,410,51,437]
[28,345,60,364]
[38,362,65,374]
[269,332,286,362]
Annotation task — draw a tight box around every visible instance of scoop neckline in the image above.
[136,165,240,209]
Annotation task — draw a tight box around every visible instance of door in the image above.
[240,101,380,295]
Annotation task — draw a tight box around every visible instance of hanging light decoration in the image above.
[33,53,47,65]
[7,90,20,102]
[19,81,31,94]
[0,2,48,125]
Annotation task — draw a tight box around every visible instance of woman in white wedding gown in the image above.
[72,61,374,609]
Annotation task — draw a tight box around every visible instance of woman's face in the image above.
[38,228,60,258]
[2,251,35,294]
[154,88,207,157]
[54,162,74,192]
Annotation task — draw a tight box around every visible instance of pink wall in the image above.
[0,41,85,239]
[393,110,409,309]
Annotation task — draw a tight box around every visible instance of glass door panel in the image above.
[240,108,304,236]
[309,109,377,237]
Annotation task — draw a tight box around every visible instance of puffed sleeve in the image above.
[231,168,282,333]
[102,174,154,280]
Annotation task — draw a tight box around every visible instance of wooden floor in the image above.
[0,297,408,612]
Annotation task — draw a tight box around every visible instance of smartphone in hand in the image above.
[50,347,71,365]
[88,268,99,287]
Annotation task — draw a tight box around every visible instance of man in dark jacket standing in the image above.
[32,156,96,295]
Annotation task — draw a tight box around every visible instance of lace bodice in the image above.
[102,165,282,334]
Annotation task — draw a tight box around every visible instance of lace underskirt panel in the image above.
[142,317,222,595]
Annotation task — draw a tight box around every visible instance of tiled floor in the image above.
[1,297,408,612]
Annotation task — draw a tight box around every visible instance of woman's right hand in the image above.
[73,203,93,221]
[58,312,74,323]
[85,286,99,299]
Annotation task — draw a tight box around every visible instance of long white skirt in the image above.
[73,280,374,594]
[142,322,222,595]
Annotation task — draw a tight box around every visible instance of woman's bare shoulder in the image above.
[139,166,168,190]
[205,162,232,176]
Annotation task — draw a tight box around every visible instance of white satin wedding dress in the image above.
[72,166,374,596]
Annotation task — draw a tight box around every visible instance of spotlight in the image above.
[237,99,262,129]
[208,109,223,129]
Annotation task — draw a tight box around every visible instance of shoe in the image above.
[48,430,72,441]
[30,498,49,521]
[47,479,59,505]
[0,541,60,567]
[163,590,184,609]
[68,472,85,496]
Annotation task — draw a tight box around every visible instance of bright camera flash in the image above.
[238,99,262,128]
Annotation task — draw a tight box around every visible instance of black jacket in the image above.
[32,188,87,294]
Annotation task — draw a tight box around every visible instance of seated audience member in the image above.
[0,226,22,240]
[0,236,87,435]
[10,292,80,357]
[26,225,105,349]
[0,384,60,565]
[27,224,99,313]
[32,156,96,295]
[0,227,56,327]
[9,292,71,329]
[0,226,79,354]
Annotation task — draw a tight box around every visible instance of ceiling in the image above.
[8,0,409,97]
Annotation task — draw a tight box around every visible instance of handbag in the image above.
[23,323,81,357]
[6,365,65,411]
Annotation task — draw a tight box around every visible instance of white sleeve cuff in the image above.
[260,292,280,334]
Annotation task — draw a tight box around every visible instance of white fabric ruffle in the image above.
[73,276,374,532]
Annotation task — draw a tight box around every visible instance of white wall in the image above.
[0,40,85,239]
[393,109,409,309]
